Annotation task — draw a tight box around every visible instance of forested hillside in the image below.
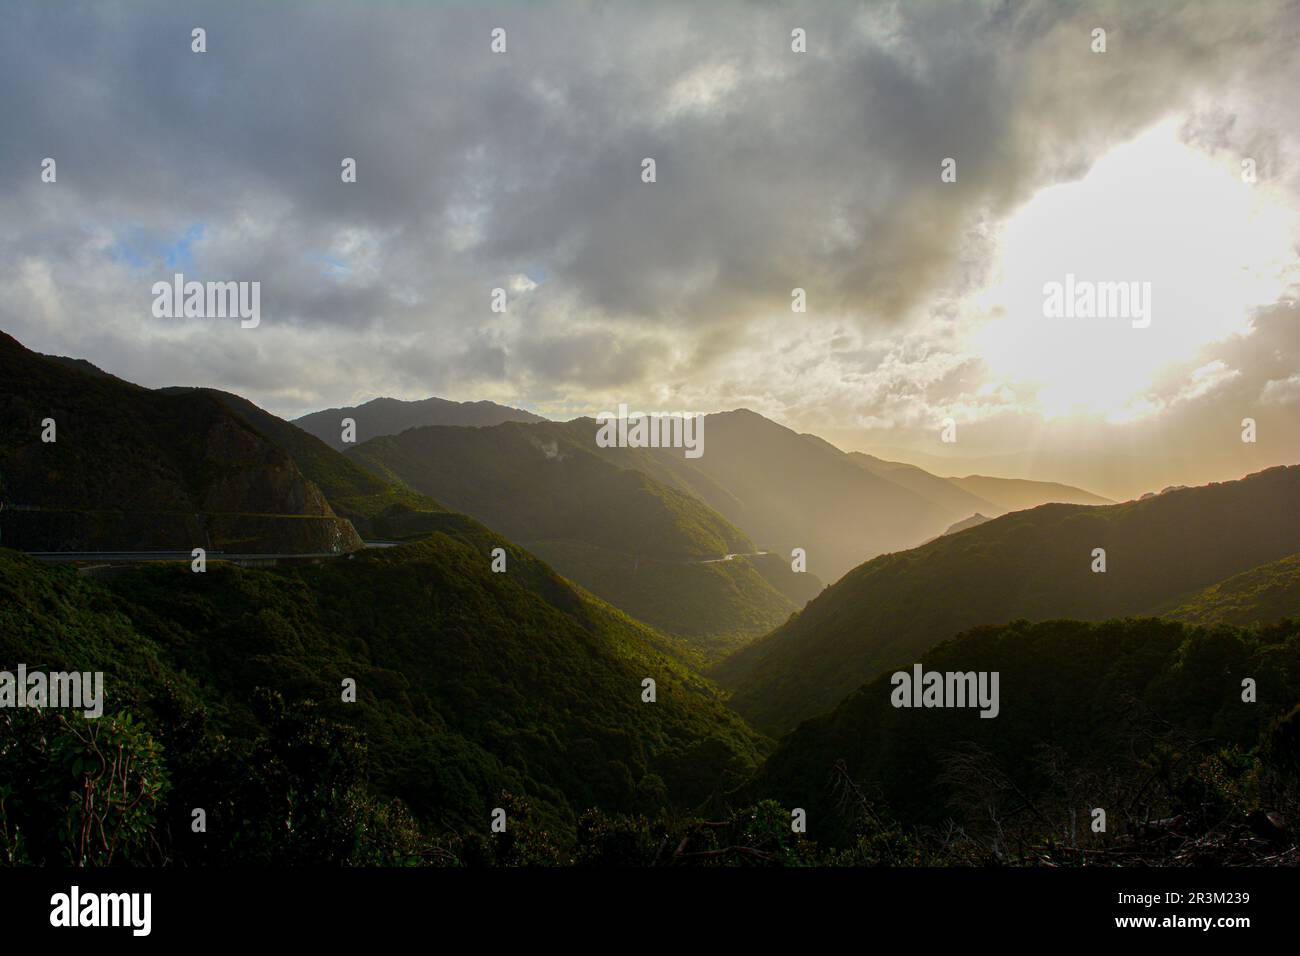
[0,333,360,554]
[0,526,766,865]
[163,387,447,540]
[715,466,1300,733]
[294,396,544,450]
[349,421,817,656]
[757,616,1300,850]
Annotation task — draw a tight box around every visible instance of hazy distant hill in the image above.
[295,395,546,450]
[571,412,1109,584]
[639,410,958,581]
[714,466,1300,734]
[348,420,816,657]
[942,513,991,536]
[851,452,1111,513]
[0,331,360,554]
[564,410,961,582]
[848,453,1000,515]
[947,474,1112,511]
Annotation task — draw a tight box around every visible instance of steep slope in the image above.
[947,474,1113,511]
[745,551,825,607]
[1167,553,1300,627]
[0,522,766,862]
[294,395,545,450]
[756,616,1300,845]
[348,421,810,657]
[848,453,1000,516]
[0,331,360,554]
[851,452,1112,515]
[715,466,1300,734]
[573,410,958,582]
[522,541,812,659]
[350,421,752,559]
[162,387,447,539]
[379,410,1073,586]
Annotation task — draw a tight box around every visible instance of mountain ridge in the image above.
[347,419,816,657]
[0,331,361,555]
[294,395,546,450]
[714,465,1300,734]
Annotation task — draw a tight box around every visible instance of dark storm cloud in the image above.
[0,0,1296,415]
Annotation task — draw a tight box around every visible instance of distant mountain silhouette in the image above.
[566,409,961,582]
[571,412,1111,583]
[848,453,1001,515]
[947,474,1112,511]
[942,513,991,536]
[294,396,546,450]
[850,452,1110,514]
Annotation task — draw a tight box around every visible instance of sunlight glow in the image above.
[969,120,1298,422]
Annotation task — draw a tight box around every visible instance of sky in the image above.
[1,0,1298,501]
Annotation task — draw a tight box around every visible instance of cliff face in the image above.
[158,386,449,539]
[196,415,336,517]
[0,331,361,554]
